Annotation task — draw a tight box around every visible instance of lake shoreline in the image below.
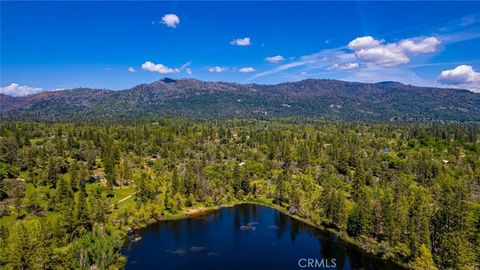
[123,197,409,269]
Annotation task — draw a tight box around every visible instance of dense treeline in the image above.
[0,120,479,269]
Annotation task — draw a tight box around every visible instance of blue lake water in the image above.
[123,204,404,270]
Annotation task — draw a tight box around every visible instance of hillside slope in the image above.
[1,78,479,121]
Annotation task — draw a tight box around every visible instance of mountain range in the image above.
[1,78,479,122]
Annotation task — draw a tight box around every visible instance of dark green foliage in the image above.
[0,120,479,269]
[0,225,8,266]
[75,180,91,232]
[70,224,123,270]
[5,220,57,269]
[135,172,154,205]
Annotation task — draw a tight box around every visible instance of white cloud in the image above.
[248,35,442,83]
[141,61,180,74]
[265,55,285,63]
[347,36,441,67]
[398,37,441,53]
[0,83,43,97]
[437,65,480,91]
[348,36,381,50]
[128,67,136,73]
[161,14,180,28]
[239,67,255,73]
[327,62,359,71]
[208,66,226,73]
[230,37,251,46]
[186,68,192,75]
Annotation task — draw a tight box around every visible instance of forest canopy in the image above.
[0,119,479,269]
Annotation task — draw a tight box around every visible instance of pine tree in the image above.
[88,185,108,223]
[407,189,431,258]
[331,189,347,230]
[172,193,185,212]
[275,169,290,204]
[171,169,184,194]
[47,157,61,187]
[55,177,73,210]
[380,188,396,244]
[136,172,153,204]
[410,245,438,270]
[431,176,475,268]
[187,193,196,207]
[70,160,79,190]
[6,221,35,268]
[75,179,90,232]
[25,190,44,216]
[347,188,373,237]
[70,224,123,270]
[233,163,241,194]
[0,225,9,266]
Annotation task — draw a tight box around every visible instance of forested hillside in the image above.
[0,120,479,269]
[2,79,480,122]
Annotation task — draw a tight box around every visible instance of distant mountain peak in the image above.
[160,78,177,84]
[1,78,479,122]
[376,81,404,86]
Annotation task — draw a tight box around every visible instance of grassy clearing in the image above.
[0,182,136,230]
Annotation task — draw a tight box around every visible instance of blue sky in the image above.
[1,1,480,96]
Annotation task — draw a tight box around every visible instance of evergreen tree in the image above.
[407,189,431,258]
[75,180,90,233]
[347,188,373,237]
[431,177,475,268]
[0,225,9,266]
[410,245,438,270]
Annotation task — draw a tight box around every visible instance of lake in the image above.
[123,204,404,270]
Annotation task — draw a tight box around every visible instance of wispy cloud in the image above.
[248,17,478,85]
[437,28,480,44]
[460,14,478,27]
[247,47,351,81]
[342,65,437,87]
[179,62,192,74]
[327,62,359,71]
[180,62,191,69]
[247,61,310,81]
[402,59,480,69]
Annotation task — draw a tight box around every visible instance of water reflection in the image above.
[123,204,405,270]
